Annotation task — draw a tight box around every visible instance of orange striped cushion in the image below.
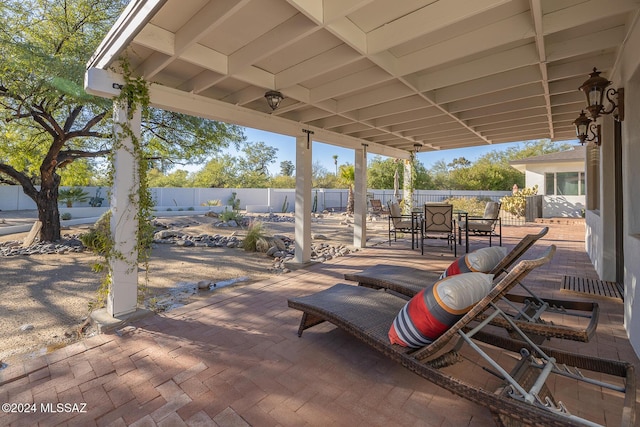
[389,273,494,348]
[440,246,508,279]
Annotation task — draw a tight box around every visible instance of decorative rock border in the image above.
[1,213,359,275]
[0,236,85,256]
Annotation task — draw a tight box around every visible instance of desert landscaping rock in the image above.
[197,280,212,290]
[0,210,389,365]
[1,213,365,279]
[0,235,88,256]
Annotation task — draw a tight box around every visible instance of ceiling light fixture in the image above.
[264,90,284,111]
[578,68,624,121]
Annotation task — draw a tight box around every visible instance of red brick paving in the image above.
[0,222,637,426]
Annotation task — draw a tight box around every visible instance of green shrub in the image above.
[500,185,538,217]
[443,197,490,217]
[80,211,112,255]
[187,206,194,211]
[58,187,89,207]
[60,212,72,220]
[202,199,221,206]
[243,221,268,252]
[80,211,154,256]
[228,192,241,211]
[220,208,243,223]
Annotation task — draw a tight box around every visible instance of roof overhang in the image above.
[85,0,640,159]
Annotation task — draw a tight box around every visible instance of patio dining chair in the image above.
[459,201,502,250]
[421,203,456,256]
[369,199,388,216]
[288,246,635,427]
[387,201,420,248]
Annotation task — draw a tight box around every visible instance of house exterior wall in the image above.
[586,17,640,357]
[620,42,640,357]
[524,164,585,217]
[543,196,584,218]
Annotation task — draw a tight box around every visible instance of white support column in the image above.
[353,144,367,248]
[403,159,414,214]
[294,133,312,264]
[108,101,141,317]
[598,118,617,281]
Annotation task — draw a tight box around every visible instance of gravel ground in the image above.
[0,210,389,367]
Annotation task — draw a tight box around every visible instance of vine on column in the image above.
[84,58,153,310]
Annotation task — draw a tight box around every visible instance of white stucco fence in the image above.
[0,185,586,217]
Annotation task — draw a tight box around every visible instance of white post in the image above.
[353,144,367,247]
[294,133,312,263]
[108,101,140,317]
[403,159,414,214]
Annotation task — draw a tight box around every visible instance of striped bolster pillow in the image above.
[389,273,494,348]
[439,246,508,279]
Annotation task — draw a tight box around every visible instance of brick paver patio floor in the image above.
[1,221,638,426]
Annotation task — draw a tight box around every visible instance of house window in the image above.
[544,172,585,196]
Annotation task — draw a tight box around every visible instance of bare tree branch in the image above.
[30,111,58,138]
[63,105,83,132]
[0,164,39,199]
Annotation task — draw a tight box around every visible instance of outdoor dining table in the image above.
[454,210,469,253]
[410,208,423,250]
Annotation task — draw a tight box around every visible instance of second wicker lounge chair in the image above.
[288,246,635,427]
[344,227,599,342]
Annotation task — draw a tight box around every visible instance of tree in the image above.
[426,139,570,190]
[503,139,571,161]
[147,169,192,187]
[367,156,398,189]
[367,156,433,190]
[448,157,472,169]
[270,175,296,188]
[59,159,100,186]
[412,161,433,189]
[338,164,355,214]
[0,0,243,241]
[430,159,451,189]
[190,141,278,188]
[279,160,294,176]
[236,141,278,188]
[312,161,337,188]
[332,154,338,175]
[191,155,239,188]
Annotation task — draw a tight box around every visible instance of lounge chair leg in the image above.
[297,313,325,337]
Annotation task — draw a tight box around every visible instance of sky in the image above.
[185,126,577,175]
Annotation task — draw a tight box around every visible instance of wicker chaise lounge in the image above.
[288,247,636,427]
[344,227,599,342]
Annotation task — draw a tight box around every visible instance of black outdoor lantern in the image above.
[573,110,600,146]
[264,90,284,111]
[578,67,624,121]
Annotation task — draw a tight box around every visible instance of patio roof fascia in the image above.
[86,0,167,70]
[84,67,411,159]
